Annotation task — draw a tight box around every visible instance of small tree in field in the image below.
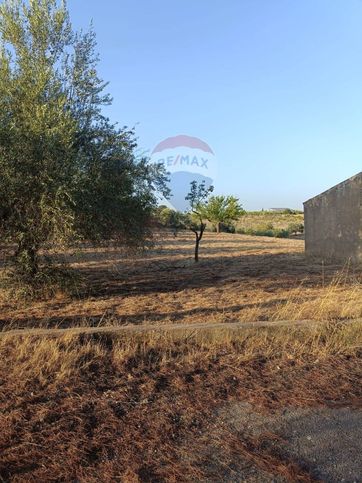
[0,0,168,287]
[202,195,244,233]
[185,181,213,262]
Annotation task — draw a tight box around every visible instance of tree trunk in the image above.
[216,222,220,234]
[194,223,205,262]
[194,234,200,262]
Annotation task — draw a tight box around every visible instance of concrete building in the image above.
[269,208,290,213]
[303,172,362,264]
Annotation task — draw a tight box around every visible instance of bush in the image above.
[253,229,273,237]
[274,229,290,238]
[219,222,236,233]
[0,264,83,300]
[236,226,290,238]
[288,223,304,235]
[154,207,188,234]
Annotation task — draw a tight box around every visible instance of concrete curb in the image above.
[1,318,361,338]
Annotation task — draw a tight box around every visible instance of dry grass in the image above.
[236,211,304,231]
[2,321,361,384]
[0,232,360,331]
[0,232,361,481]
[0,322,361,481]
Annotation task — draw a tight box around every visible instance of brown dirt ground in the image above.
[0,232,361,482]
[0,232,361,330]
[0,330,361,482]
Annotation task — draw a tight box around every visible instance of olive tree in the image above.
[0,0,168,282]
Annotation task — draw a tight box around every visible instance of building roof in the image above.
[303,171,362,206]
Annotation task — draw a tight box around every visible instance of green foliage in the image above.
[185,181,213,261]
[154,206,188,234]
[288,222,304,235]
[235,210,304,236]
[236,226,291,238]
[185,180,213,232]
[274,228,290,238]
[219,222,236,233]
[0,263,83,300]
[0,0,168,282]
[185,180,214,211]
[200,195,244,233]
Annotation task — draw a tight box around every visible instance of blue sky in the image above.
[70,0,362,210]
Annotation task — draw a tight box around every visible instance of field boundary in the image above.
[1,318,361,338]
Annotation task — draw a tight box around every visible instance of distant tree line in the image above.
[154,182,304,261]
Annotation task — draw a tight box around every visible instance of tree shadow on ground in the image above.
[0,246,359,330]
[77,251,353,298]
[0,297,296,330]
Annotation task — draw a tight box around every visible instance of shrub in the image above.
[237,226,290,238]
[288,223,304,235]
[274,229,290,238]
[219,222,236,233]
[253,229,273,237]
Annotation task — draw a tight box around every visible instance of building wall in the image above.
[304,173,361,263]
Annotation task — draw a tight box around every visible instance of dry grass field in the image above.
[0,232,361,331]
[236,211,304,232]
[0,232,361,481]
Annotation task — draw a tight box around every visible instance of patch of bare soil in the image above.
[214,403,362,482]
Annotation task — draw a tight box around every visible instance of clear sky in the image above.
[69,0,362,210]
